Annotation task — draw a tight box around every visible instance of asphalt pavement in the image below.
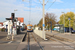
[46,31,75,42]
[0,31,25,50]
[0,31,75,50]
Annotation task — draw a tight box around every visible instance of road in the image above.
[0,31,75,50]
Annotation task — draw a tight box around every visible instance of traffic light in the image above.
[11,13,15,22]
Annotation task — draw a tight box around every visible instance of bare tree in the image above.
[37,13,57,29]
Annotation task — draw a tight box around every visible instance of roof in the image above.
[0,22,3,25]
[18,17,24,22]
[27,24,32,26]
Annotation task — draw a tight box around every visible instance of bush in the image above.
[0,29,1,31]
[1,28,6,32]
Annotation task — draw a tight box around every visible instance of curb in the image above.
[21,32,26,42]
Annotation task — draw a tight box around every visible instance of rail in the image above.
[27,32,30,50]
[31,32,44,50]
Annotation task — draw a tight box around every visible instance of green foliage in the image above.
[0,29,1,31]
[1,28,6,32]
[59,12,75,28]
[34,24,37,28]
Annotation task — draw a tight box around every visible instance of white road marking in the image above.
[8,41,13,44]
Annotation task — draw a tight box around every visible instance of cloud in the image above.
[71,8,75,10]
[0,0,43,25]
[0,0,75,25]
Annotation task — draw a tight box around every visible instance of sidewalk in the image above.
[46,31,75,42]
[0,31,26,50]
[0,31,26,44]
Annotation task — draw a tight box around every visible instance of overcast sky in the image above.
[0,0,75,25]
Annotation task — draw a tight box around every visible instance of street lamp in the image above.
[62,12,65,34]
[14,9,18,13]
[68,18,71,34]
[22,0,29,2]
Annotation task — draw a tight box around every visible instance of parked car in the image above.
[65,27,73,32]
[71,30,75,33]
[65,27,75,33]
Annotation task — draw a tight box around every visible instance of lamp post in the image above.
[14,9,18,18]
[62,12,65,34]
[68,18,71,34]
[14,9,18,13]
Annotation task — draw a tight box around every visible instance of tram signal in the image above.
[11,13,15,22]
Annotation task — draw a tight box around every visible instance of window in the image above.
[28,26,31,29]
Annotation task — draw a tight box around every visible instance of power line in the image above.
[39,0,42,5]
[39,0,56,11]
[29,0,32,24]
[46,0,56,11]
[45,0,49,5]
[39,0,49,5]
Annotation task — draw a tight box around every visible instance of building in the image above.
[17,17,24,26]
[3,21,9,28]
[0,22,3,26]
[3,17,24,28]
[0,22,4,28]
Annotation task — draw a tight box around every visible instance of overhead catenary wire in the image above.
[46,0,56,11]
[45,0,49,5]
[29,0,32,24]
[39,0,49,5]
[39,0,56,14]
[39,0,42,5]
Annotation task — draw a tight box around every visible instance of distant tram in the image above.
[27,24,33,32]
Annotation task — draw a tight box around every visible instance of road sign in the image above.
[42,24,45,27]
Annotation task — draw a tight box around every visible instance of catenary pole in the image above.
[43,0,45,40]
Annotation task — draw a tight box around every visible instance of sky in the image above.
[0,0,75,25]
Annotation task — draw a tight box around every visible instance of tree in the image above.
[34,24,37,28]
[59,12,75,28]
[37,13,57,29]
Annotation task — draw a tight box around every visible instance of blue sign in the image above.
[42,24,45,27]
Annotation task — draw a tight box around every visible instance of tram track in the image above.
[27,32,30,50]
[46,36,56,41]
[46,34,66,42]
[22,32,44,50]
[46,34,74,42]
[31,32,44,50]
[46,34,75,49]
[22,32,74,50]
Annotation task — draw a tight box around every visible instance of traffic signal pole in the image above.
[11,13,15,41]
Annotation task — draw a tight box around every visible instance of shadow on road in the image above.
[17,31,26,35]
